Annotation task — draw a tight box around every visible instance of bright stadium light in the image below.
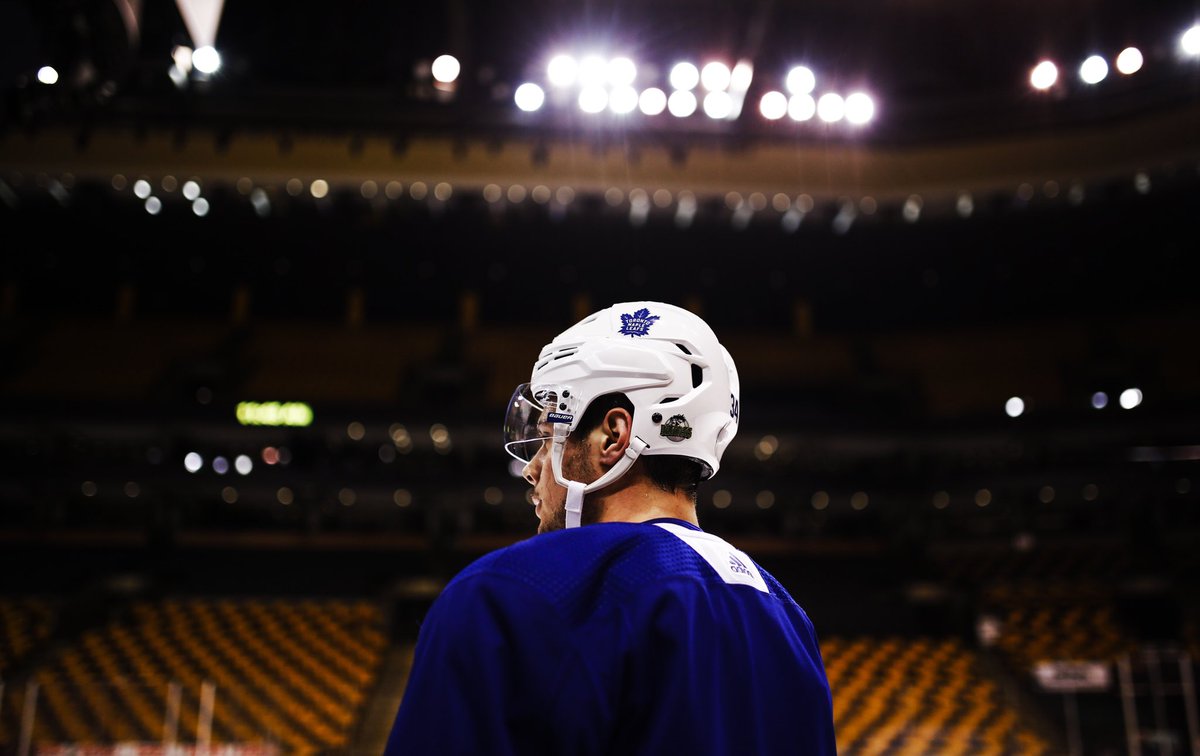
[609,85,638,114]
[639,87,667,115]
[703,90,733,119]
[431,54,461,83]
[578,85,608,113]
[700,61,731,91]
[1182,25,1200,57]
[547,54,578,87]
[788,93,816,121]
[172,45,193,73]
[670,62,700,91]
[667,89,698,117]
[607,56,637,87]
[1119,388,1143,409]
[816,92,845,122]
[844,92,875,124]
[578,55,607,87]
[786,66,816,95]
[759,91,787,120]
[37,66,59,85]
[1030,60,1058,90]
[1005,397,1025,418]
[1079,55,1108,84]
[514,83,545,111]
[192,45,221,74]
[1116,47,1143,74]
[730,60,754,92]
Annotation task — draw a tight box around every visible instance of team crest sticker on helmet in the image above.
[618,308,661,337]
[660,414,693,441]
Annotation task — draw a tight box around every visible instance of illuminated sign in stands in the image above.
[236,402,313,427]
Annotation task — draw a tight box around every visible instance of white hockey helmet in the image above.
[503,301,740,528]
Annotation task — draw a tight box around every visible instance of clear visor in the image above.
[503,383,570,463]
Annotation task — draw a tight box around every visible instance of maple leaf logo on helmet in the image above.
[618,307,661,337]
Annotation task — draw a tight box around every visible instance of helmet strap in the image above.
[564,481,586,529]
[552,436,651,529]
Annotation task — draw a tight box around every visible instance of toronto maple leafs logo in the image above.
[618,308,661,337]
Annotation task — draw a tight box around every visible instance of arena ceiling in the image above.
[2,0,1199,220]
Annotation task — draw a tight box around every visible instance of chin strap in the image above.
[556,436,650,529]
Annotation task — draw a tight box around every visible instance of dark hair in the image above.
[574,392,704,501]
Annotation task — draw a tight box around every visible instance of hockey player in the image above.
[385,301,836,755]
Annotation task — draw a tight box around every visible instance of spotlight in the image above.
[1091,391,1108,409]
[759,91,787,120]
[37,66,59,85]
[578,55,607,87]
[1079,55,1108,84]
[667,89,697,117]
[192,45,221,75]
[670,62,700,91]
[514,83,545,112]
[730,61,754,92]
[1119,388,1143,409]
[700,61,731,91]
[1182,25,1200,57]
[1115,47,1143,74]
[578,85,608,113]
[607,57,637,87]
[1030,60,1058,90]
[639,87,667,115]
[172,45,193,74]
[703,91,733,119]
[431,54,461,83]
[785,66,815,95]
[547,54,578,87]
[816,93,845,122]
[844,92,875,124]
[788,94,816,121]
[1005,397,1025,418]
[609,86,638,114]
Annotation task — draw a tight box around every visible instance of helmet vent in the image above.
[691,364,703,388]
[675,343,692,355]
[535,345,578,371]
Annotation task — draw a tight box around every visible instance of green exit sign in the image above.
[236,402,314,427]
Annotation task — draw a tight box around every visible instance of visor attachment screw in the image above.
[559,403,567,410]
[561,390,570,397]
[652,413,662,423]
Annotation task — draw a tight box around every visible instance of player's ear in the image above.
[597,407,632,465]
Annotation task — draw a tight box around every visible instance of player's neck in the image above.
[593,483,699,527]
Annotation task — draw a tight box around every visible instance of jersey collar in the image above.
[642,517,702,532]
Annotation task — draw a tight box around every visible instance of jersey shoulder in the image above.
[451,522,675,597]
[448,522,798,620]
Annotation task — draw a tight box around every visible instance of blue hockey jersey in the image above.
[385,518,836,755]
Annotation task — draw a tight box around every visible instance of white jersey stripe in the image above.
[653,522,770,593]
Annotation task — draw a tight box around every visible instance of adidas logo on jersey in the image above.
[729,553,752,577]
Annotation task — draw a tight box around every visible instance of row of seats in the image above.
[0,599,385,754]
[0,597,56,673]
[8,314,1195,419]
[979,580,1136,674]
[823,636,1050,755]
[935,545,1130,585]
